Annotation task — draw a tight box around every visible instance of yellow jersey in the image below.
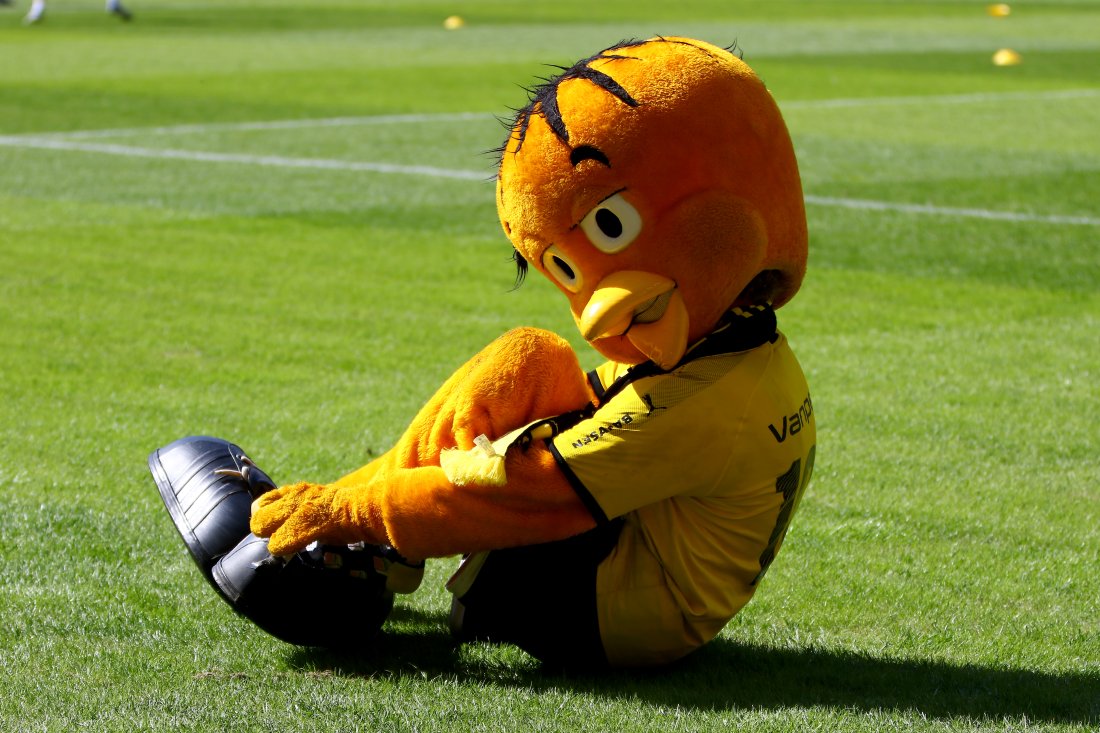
[550,306,816,666]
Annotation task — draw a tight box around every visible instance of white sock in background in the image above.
[24,0,46,24]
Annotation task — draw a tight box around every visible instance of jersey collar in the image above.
[590,304,779,403]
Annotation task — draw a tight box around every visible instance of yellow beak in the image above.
[579,271,690,370]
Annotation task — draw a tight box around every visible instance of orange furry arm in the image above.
[369,443,596,557]
[250,443,596,557]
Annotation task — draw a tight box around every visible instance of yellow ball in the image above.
[987,4,1012,18]
[443,15,466,30]
[992,48,1022,66]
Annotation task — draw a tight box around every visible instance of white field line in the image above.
[803,195,1100,227]
[781,87,1100,110]
[0,136,489,181]
[27,112,496,141]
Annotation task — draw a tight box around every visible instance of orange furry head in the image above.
[496,37,807,368]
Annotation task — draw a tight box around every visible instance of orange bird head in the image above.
[496,37,807,369]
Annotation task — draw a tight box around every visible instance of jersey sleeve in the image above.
[550,356,745,522]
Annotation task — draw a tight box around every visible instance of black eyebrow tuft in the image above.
[569,145,610,168]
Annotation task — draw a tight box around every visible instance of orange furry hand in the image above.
[249,481,379,556]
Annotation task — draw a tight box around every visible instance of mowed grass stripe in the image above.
[3,138,1097,228]
[2,139,1096,226]
[8,132,1097,227]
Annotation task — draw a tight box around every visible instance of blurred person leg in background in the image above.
[23,0,132,25]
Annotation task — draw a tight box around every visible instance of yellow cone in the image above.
[443,15,465,30]
[987,4,1011,18]
[992,48,1022,66]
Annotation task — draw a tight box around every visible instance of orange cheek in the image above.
[653,190,768,332]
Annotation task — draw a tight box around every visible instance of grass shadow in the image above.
[288,628,1100,725]
[570,640,1100,725]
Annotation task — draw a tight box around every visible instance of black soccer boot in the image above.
[212,535,394,648]
[149,436,276,593]
[150,436,402,646]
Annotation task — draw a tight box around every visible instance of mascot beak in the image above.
[579,271,690,370]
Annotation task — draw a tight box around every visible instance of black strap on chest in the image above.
[589,304,778,405]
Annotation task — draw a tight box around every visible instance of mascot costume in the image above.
[150,37,816,668]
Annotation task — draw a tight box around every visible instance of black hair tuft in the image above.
[494,37,741,167]
[510,248,529,290]
[495,38,653,164]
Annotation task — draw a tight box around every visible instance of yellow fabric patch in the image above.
[439,434,507,487]
[438,422,552,487]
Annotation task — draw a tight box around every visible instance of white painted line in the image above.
[781,87,1100,111]
[805,195,1100,227]
[32,112,496,140]
[0,136,489,181]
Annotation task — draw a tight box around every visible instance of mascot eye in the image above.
[580,193,642,253]
[541,246,583,293]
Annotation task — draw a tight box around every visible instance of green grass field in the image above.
[1,1,1098,730]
